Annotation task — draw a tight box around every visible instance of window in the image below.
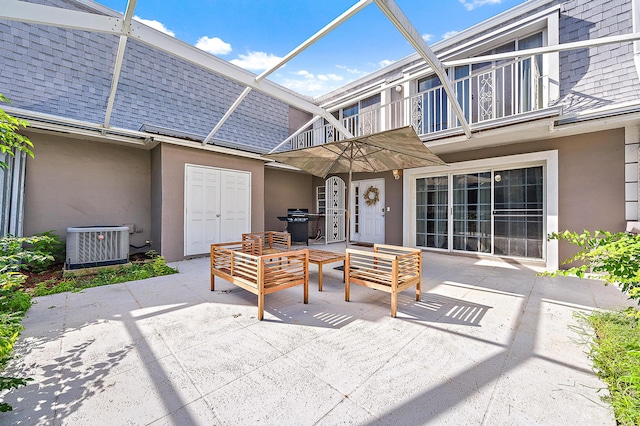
[415,31,545,132]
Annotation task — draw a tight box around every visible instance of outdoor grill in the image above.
[277,208,310,245]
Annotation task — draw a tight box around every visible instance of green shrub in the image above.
[543,230,640,301]
[23,231,64,273]
[0,273,31,314]
[0,93,34,171]
[0,272,31,412]
[0,234,56,274]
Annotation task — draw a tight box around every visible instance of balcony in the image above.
[287,55,546,149]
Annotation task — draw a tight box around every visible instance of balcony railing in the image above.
[287,55,544,150]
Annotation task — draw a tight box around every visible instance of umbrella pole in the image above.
[346,169,352,249]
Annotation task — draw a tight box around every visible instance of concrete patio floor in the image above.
[1,243,633,425]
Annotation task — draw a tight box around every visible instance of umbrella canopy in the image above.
[265,126,446,178]
[265,126,447,245]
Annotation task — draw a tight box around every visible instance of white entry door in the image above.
[353,178,385,244]
[184,164,250,256]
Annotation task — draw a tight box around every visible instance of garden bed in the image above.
[21,252,175,296]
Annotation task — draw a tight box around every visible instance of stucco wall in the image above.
[440,128,625,263]
[264,168,312,232]
[156,144,265,261]
[23,131,152,248]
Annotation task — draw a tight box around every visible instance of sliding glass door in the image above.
[453,172,492,253]
[415,165,544,260]
[416,176,448,249]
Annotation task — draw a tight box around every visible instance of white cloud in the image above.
[458,0,502,11]
[336,65,365,75]
[317,73,342,82]
[195,36,232,55]
[295,70,314,78]
[278,70,346,97]
[133,16,175,37]
[230,51,283,71]
[422,33,433,43]
[443,30,459,39]
[379,59,395,68]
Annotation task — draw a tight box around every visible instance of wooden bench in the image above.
[241,231,291,255]
[345,244,422,317]
[210,240,308,320]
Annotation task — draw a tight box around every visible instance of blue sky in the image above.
[98,0,526,97]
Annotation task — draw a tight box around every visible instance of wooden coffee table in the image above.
[306,248,345,291]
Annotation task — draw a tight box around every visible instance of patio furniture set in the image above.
[210,231,423,320]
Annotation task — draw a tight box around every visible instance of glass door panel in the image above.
[493,166,543,258]
[416,176,448,249]
[453,172,491,253]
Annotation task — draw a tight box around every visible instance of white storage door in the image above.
[220,170,251,242]
[184,165,250,256]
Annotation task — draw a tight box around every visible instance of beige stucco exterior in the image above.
[264,168,313,232]
[19,126,626,268]
[23,131,152,249]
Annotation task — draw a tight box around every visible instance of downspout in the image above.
[634,0,640,79]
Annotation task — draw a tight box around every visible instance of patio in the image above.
[2,245,632,425]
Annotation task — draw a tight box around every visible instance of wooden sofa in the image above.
[345,244,422,317]
[241,231,291,255]
[210,240,308,320]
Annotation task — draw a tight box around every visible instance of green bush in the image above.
[0,93,34,170]
[0,273,31,314]
[543,230,640,301]
[0,234,57,274]
[0,272,31,412]
[23,231,64,273]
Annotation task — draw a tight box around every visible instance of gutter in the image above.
[4,106,270,161]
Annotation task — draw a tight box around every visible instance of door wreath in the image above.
[363,186,380,206]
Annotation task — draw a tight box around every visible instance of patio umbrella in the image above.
[265,125,447,245]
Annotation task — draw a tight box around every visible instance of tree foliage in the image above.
[0,94,34,170]
[543,230,640,300]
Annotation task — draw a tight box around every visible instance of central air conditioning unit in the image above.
[66,226,130,270]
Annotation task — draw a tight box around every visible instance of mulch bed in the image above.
[20,252,150,291]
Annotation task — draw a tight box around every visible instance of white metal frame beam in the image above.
[103,0,137,130]
[202,1,371,143]
[9,0,640,147]
[3,0,123,34]
[373,0,472,138]
[256,0,373,82]
[202,87,252,145]
[1,0,355,142]
[269,116,322,153]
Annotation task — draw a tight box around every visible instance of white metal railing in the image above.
[286,55,544,149]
